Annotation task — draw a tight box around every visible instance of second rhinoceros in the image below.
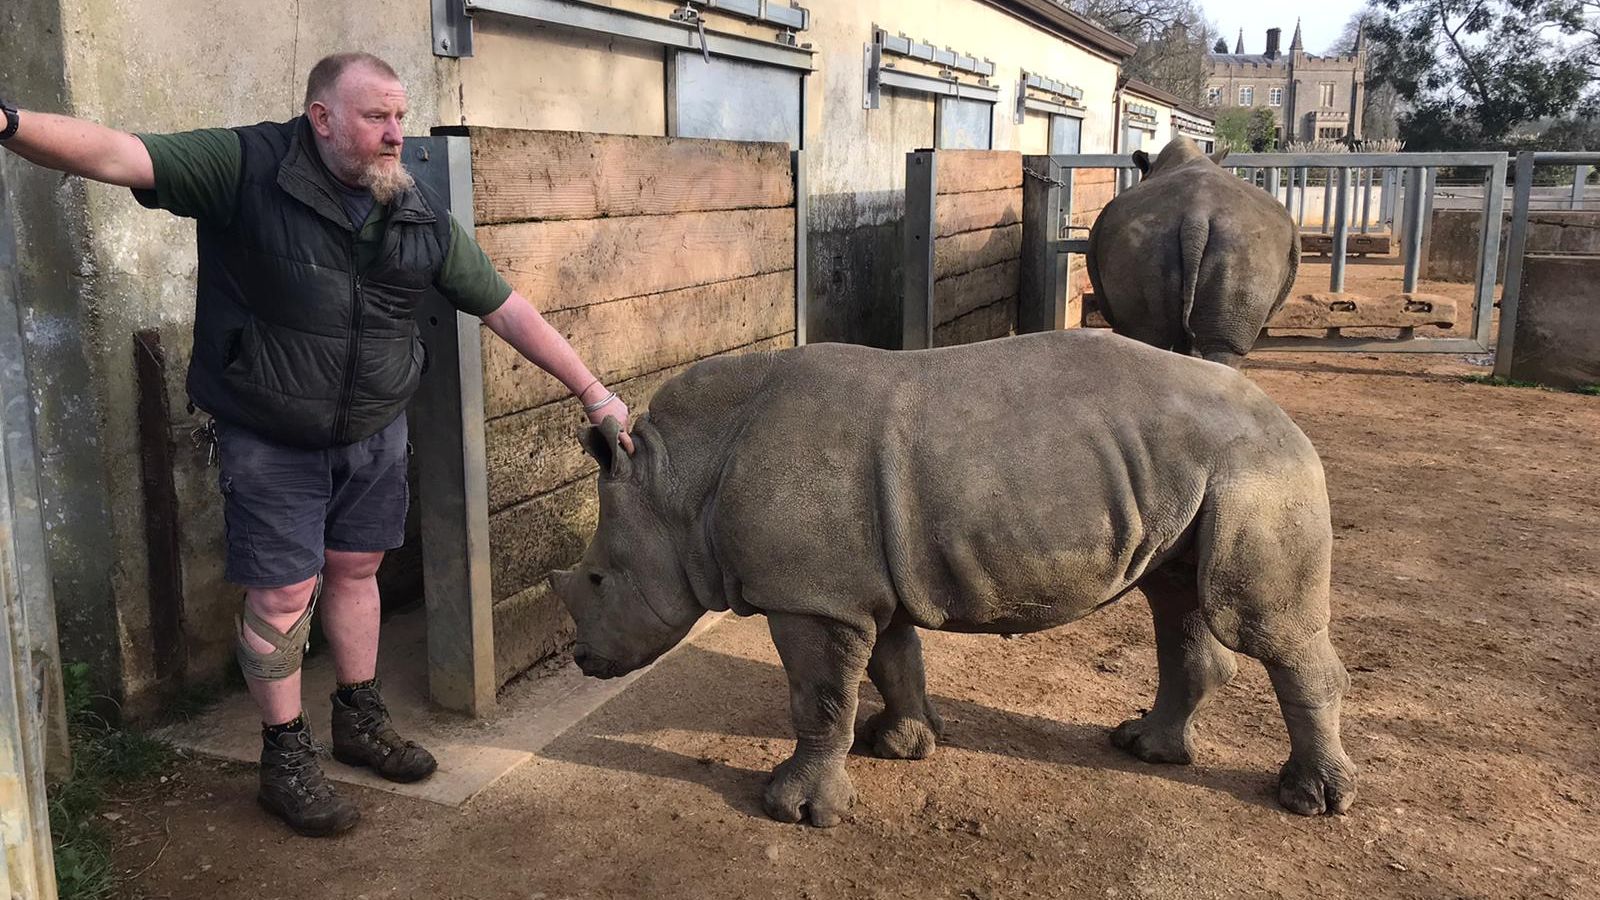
[550,330,1357,827]
[1087,136,1300,367]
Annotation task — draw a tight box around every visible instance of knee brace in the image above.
[235,577,320,681]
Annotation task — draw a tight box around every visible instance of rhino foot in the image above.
[1277,752,1358,816]
[859,708,942,760]
[1110,715,1195,765]
[763,756,856,828]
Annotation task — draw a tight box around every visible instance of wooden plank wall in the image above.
[1067,168,1117,326]
[931,151,1023,347]
[466,128,798,683]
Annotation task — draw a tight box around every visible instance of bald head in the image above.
[304,52,400,112]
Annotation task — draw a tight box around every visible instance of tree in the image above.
[1214,37,1230,53]
[1364,0,1598,149]
[1214,107,1281,151]
[1330,12,1401,141]
[1069,0,1218,105]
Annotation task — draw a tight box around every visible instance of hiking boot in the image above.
[330,681,438,783]
[258,728,360,837]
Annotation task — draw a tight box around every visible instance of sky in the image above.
[1201,1,1369,56]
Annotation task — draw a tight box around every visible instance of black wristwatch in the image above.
[0,98,18,142]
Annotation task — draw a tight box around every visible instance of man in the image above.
[0,52,632,836]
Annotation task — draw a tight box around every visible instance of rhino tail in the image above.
[1178,214,1210,354]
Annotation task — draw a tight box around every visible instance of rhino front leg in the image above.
[1113,569,1238,765]
[764,612,872,827]
[860,621,944,760]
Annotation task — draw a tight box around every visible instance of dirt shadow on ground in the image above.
[537,642,1284,820]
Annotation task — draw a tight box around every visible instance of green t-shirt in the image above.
[133,128,512,317]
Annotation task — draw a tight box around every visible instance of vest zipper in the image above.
[335,233,362,444]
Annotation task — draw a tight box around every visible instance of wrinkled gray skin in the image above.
[551,330,1356,827]
[1087,136,1300,367]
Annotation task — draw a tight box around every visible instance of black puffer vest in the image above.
[187,116,450,449]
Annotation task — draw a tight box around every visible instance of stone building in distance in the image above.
[1206,21,1366,143]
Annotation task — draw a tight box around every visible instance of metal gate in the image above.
[1019,151,1508,353]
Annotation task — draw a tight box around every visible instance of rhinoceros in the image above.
[1086,136,1300,367]
[550,330,1356,827]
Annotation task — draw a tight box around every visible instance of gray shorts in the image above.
[214,414,410,588]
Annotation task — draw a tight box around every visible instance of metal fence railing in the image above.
[1019,151,1508,354]
[1494,151,1600,377]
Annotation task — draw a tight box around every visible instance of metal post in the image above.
[1321,167,1333,233]
[1284,167,1296,215]
[1473,156,1507,347]
[1573,165,1590,210]
[1360,167,1373,234]
[792,149,808,345]
[1331,167,1351,292]
[902,150,936,350]
[1402,166,1426,293]
[406,136,497,716]
[1378,169,1390,232]
[1495,152,1538,377]
[1297,167,1308,226]
[1019,155,1068,333]
[1266,167,1280,200]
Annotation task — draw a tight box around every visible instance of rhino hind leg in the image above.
[859,621,944,760]
[763,613,873,827]
[1112,567,1237,765]
[1197,483,1359,816]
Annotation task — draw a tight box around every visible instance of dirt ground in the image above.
[108,350,1598,900]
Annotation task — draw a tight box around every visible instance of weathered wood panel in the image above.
[467,128,794,225]
[492,582,574,687]
[935,188,1022,238]
[476,208,794,315]
[485,333,795,512]
[482,270,795,419]
[486,333,796,601]
[937,150,1023,194]
[934,297,1016,347]
[934,225,1023,282]
[490,479,595,606]
[934,260,1018,326]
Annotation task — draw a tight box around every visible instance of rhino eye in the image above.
[588,571,605,587]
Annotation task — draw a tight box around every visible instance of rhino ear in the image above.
[578,416,632,480]
[1132,149,1151,176]
[1209,149,1231,166]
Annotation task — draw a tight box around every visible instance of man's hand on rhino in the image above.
[585,394,634,454]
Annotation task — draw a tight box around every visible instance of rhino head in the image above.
[548,416,706,679]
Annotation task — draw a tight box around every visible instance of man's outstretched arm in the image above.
[2,107,155,189]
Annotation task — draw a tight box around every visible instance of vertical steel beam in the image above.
[1360,167,1373,234]
[1019,155,1068,333]
[792,149,808,345]
[902,151,936,349]
[1572,165,1589,209]
[1402,166,1427,293]
[1331,167,1351,292]
[406,136,496,716]
[1495,152,1537,376]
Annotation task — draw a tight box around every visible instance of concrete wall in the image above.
[1,0,1125,710]
[1508,254,1600,390]
[1425,210,1600,283]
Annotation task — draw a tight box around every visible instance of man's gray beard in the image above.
[360,158,415,204]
